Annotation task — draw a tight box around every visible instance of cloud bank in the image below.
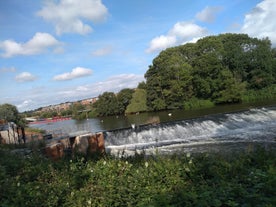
[37,0,108,35]
[146,22,208,53]
[241,0,276,46]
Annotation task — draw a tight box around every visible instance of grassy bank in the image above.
[242,85,276,103]
[0,145,275,207]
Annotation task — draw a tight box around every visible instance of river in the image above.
[30,100,276,155]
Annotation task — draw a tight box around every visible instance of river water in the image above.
[30,100,276,155]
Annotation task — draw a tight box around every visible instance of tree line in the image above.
[91,33,276,116]
[3,33,276,120]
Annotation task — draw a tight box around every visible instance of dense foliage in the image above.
[0,103,26,127]
[145,33,276,110]
[21,33,276,119]
[125,89,148,114]
[0,146,275,206]
[93,89,135,117]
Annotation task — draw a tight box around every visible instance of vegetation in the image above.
[20,33,276,119]
[0,103,26,127]
[125,89,148,114]
[0,146,275,206]
[145,33,276,110]
[83,88,134,117]
[91,33,276,116]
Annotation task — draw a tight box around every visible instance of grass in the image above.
[183,98,215,110]
[0,144,275,207]
[242,84,276,103]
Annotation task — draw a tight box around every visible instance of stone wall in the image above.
[45,132,105,160]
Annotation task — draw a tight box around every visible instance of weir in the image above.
[104,106,276,156]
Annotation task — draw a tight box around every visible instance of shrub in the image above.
[183,98,215,110]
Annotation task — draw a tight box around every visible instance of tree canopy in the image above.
[0,103,26,126]
[145,33,276,110]
[22,33,276,119]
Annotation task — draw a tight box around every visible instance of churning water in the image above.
[104,106,276,156]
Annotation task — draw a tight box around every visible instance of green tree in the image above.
[125,89,147,114]
[0,103,20,123]
[72,102,86,120]
[213,69,246,103]
[145,48,194,110]
[144,33,276,109]
[94,92,119,117]
[116,88,135,114]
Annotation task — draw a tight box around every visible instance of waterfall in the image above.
[104,107,276,156]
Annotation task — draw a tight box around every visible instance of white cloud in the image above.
[57,74,144,100]
[0,33,61,58]
[241,0,276,46]
[53,67,93,81]
[92,46,113,56]
[15,72,37,82]
[196,6,222,23]
[146,35,176,53]
[146,22,208,53]
[37,0,108,35]
[4,73,144,111]
[17,100,35,111]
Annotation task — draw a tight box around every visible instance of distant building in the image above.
[80,97,98,105]
[41,102,73,112]
[39,97,98,112]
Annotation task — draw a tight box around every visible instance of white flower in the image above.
[186,152,191,158]
[145,161,149,168]
[103,161,106,165]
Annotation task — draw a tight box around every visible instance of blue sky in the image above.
[0,0,275,112]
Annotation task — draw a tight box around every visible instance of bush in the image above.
[183,98,215,110]
[242,84,276,103]
[0,146,275,206]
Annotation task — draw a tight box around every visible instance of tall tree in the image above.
[94,92,119,117]
[144,33,276,109]
[125,89,147,114]
[0,103,20,123]
[117,88,135,114]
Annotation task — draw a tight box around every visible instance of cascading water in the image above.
[104,106,276,156]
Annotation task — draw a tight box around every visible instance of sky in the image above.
[0,0,276,112]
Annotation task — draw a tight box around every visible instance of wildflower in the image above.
[103,161,107,165]
[186,152,191,158]
[125,161,128,165]
[17,182,20,187]
[87,199,92,205]
[145,161,149,168]
[185,167,190,172]
[189,159,193,165]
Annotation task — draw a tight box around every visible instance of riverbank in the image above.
[0,145,275,206]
